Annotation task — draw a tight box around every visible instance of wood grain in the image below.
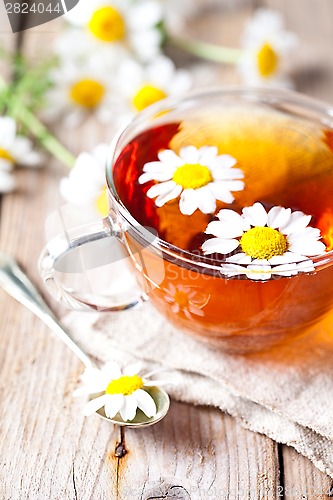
[1,1,333,499]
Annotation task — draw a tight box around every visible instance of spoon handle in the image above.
[0,252,93,368]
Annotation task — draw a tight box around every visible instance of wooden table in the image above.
[1,1,333,498]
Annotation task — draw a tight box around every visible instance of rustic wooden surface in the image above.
[1,1,333,499]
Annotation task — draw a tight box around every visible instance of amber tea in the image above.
[111,103,333,351]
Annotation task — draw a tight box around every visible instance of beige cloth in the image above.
[64,303,333,478]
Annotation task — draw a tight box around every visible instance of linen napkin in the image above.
[64,303,333,478]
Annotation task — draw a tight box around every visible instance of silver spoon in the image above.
[0,252,170,428]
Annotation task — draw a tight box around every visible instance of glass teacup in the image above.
[39,87,333,353]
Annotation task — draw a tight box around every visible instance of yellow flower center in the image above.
[95,187,109,216]
[70,79,105,108]
[240,226,288,260]
[257,43,279,77]
[88,6,125,42]
[105,374,143,395]
[132,85,167,112]
[0,148,13,162]
[172,163,213,190]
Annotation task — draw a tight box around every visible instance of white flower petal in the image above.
[196,186,217,214]
[123,362,142,376]
[147,180,177,198]
[201,237,239,255]
[198,146,218,164]
[268,252,306,264]
[102,361,122,380]
[208,184,234,204]
[221,180,245,192]
[120,395,138,421]
[270,263,298,276]
[133,389,156,417]
[127,1,163,30]
[242,202,268,226]
[83,394,111,416]
[289,240,326,256]
[155,184,182,207]
[104,394,125,418]
[211,166,244,180]
[217,208,250,230]
[157,149,183,167]
[179,145,199,164]
[179,189,198,215]
[267,206,291,229]
[205,220,243,239]
[211,154,237,170]
[287,227,321,243]
[280,211,311,235]
[226,253,252,264]
[296,259,315,273]
[0,170,15,193]
[220,264,247,277]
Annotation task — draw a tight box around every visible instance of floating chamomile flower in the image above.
[60,144,109,218]
[164,284,209,319]
[44,58,125,127]
[0,117,42,193]
[116,56,192,113]
[74,361,168,421]
[139,145,244,215]
[238,9,298,87]
[202,202,326,281]
[64,0,164,62]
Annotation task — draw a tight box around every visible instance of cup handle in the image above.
[38,216,148,312]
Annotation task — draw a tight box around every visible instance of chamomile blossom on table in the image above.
[44,58,126,127]
[116,55,192,113]
[0,117,42,193]
[74,361,169,421]
[139,145,244,215]
[59,143,109,218]
[238,8,298,87]
[64,0,164,62]
[202,202,326,281]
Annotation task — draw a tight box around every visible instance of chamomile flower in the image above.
[202,202,326,281]
[139,145,244,215]
[0,117,42,193]
[116,55,192,113]
[74,361,168,421]
[59,144,109,218]
[64,0,164,62]
[44,58,124,127]
[238,9,298,87]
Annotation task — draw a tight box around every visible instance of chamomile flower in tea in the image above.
[139,145,244,215]
[202,202,326,281]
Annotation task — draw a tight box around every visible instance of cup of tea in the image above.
[39,87,333,352]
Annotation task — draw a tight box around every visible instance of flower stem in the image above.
[0,75,75,169]
[168,35,243,64]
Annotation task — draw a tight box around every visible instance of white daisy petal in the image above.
[102,361,122,380]
[124,362,142,376]
[267,206,291,229]
[280,211,312,234]
[209,185,234,204]
[211,154,237,169]
[196,187,217,214]
[242,202,268,226]
[179,189,198,215]
[221,180,245,192]
[104,394,125,418]
[142,161,174,174]
[201,237,240,255]
[120,395,138,421]
[157,149,183,167]
[217,209,250,231]
[133,389,156,417]
[287,227,321,243]
[155,184,182,207]
[147,180,177,198]
[226,253,252,264]
[220,263,247,277]
[0,170,16,193]
[198,146,218,164]
[83,394,111,416]
[211,167,244,180]
[268,252,305,264]
[289,240,326,256]
[270,263,298,276]
[296,259,315,273]
[205,220,243,239]
[179,145,200,163]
